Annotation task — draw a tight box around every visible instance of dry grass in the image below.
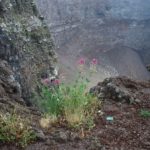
[0,112,36,147]
[40,115,58,128]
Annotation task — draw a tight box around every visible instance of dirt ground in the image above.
[25,87,150,150]
[1,77,150,150]
[1,101,150,150]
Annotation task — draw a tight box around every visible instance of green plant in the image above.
[0,112,36,147]
[140,109,150,118]
[62,79,98,128]
[37,58,100,129]
[38,76,100,129]
[40,86,63,116]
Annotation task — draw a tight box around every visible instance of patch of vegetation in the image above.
[0,112,36,147]
[140,109,150,118]
[37,58,100,129]
[38,78,100,129]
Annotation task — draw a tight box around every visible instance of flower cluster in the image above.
[41,58,98,86]
[90,58,98,72]
[41,78,51,85]
[78,58,86,65]
[41,78,60,86]
[91,58,98,65]
[52,79,60,85]
[77,58,98,73]
[77,58,86,73]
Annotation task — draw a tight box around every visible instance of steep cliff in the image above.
[36,0,150,81]
[36,0,150,62]
[0,0,56,103]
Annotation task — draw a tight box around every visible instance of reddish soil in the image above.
[1,99,150,150]
[1,77,150,150]
[93,99,150,150]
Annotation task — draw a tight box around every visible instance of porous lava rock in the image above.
[90,76,150,104]
[0,0,56,104]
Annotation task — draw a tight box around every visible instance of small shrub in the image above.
[62,80,99,128]
[140,109,150,118]
[39,114,58,129]
[38,77,99,129]
[0,113,36,147]
[39,86,63,116]
[37,58,100,129]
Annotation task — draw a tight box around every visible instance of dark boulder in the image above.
[0,0,56,104]
[90,76,150,104]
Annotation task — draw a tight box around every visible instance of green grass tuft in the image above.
[38,78,100,129]
[0,112,36,147]
[140,109,150,118]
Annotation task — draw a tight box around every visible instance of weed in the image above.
[140,109,150,118]
[0,112,36,147]
[40,86,63,116]
[37,58,100,129]
[38,77,99,129]
[39,114,58,128]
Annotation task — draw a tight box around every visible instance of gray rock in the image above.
[134,99,141,103]
[53,131,69,143]
[70,132,81,141]
[45,139,56,146]
[34,129,46,141]
[51,131,80,142]
[90,76,150,104]
[0,0,56,104]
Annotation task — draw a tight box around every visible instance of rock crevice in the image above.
[0,0,56,103]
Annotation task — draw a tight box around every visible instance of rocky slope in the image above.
[91,76,150,104]
[0,59,41,120]
[0,1,150,149]
[1,74,150,150]
[36,0,150,81]
[90,76,150,150]
[0,0,56,104]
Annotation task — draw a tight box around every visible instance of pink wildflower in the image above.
[41,78,51,85]
[91,58,98,65]
[78,58,85,65]
[53,79,60,85]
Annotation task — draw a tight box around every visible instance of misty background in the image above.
[36,0,150,85]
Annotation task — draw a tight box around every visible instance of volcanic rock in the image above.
[90,76,150,104]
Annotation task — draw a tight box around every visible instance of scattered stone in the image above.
[70,132,81,141]
[45,138,56,146]
[34,128,46,141]
[134,98,141,103]
[87,137,103,150]
[53,131,69,143]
